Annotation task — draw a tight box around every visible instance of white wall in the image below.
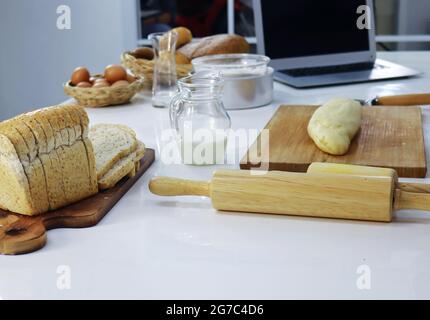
[0,0,138,120]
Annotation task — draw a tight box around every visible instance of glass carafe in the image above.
[170,71,231,165]
[149,31,178,108]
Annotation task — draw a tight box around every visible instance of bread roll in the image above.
[307,98,362,155]
[171,27,193,48]
[178,34,250,60]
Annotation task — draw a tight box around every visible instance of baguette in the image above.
[178,34,250,60]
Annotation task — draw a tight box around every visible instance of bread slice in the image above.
[61,108,77,146]
[135,140,145,160]
[127,140,146,179]
[130,140,146,177]
[62,105,83,140]
[73,105,89,138]
[50,107,70,147]
[66,105,98,195]
[89,124,138,179]
[59,141,97,204]
[0,134,34,214]
[98,151,136,190]
[32,112,68,210]
[27,110,56,153]
[64,105,98,193]
[0,119,50,214]
[0,122,31,164]
[20,116,56,212]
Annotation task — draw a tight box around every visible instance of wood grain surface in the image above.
[240,105,427,178]
[0,148,155,255]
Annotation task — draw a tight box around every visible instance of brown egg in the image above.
[93,80,110,88]
[76,81,92,88]
[111,80,130,88]
[126,74,136,83]
[104,65,127,84]
[71,67,90,86]
[132,47,154,60]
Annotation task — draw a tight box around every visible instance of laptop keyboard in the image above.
[279,62,375,77]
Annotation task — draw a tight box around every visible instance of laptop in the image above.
[253,0,420,88]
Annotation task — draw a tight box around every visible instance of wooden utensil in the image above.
[149,168,430,223]
[369,93,430,106]
[307,162,430,193]
[0,148,155,255]
[240,105,427,178]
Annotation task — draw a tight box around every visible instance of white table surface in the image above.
[2,51,430,300]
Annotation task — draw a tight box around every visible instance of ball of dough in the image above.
[307,98,362,155]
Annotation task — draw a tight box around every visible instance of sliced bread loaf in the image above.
[0,105,97,215]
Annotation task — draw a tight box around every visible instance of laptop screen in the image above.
[261,0,370,59]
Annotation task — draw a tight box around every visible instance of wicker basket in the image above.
[121,52,193,90]
[64,76,145,108]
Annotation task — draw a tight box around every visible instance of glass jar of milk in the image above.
[170,71,231,165]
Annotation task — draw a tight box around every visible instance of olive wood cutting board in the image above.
[240,106,427,178]
[0,148,155,255]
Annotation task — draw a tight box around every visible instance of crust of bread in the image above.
[34,113,68,210]
[18,118,51,213]
[98,151,136,190]
[44,108,63,149]
[51,108,70,146]
[62,105,83,140]
[67,105,98,194]
[0,120,51,214]
[60,108,77,146]
[0,122,31,164]
[178,34,250,60]
[59,141,97,204]
[28,110,56,153]
[0,134,35,215]
[73,105,89,137]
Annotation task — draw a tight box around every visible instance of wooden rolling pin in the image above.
[307,162,430,193]
[371,93,430,106]
[149,168,430,222]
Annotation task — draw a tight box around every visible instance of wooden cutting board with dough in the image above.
[240,104,427,178]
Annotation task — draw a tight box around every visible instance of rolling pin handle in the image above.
[394,189,430,212]
[149,177,211,197]
[373,94,430,106]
